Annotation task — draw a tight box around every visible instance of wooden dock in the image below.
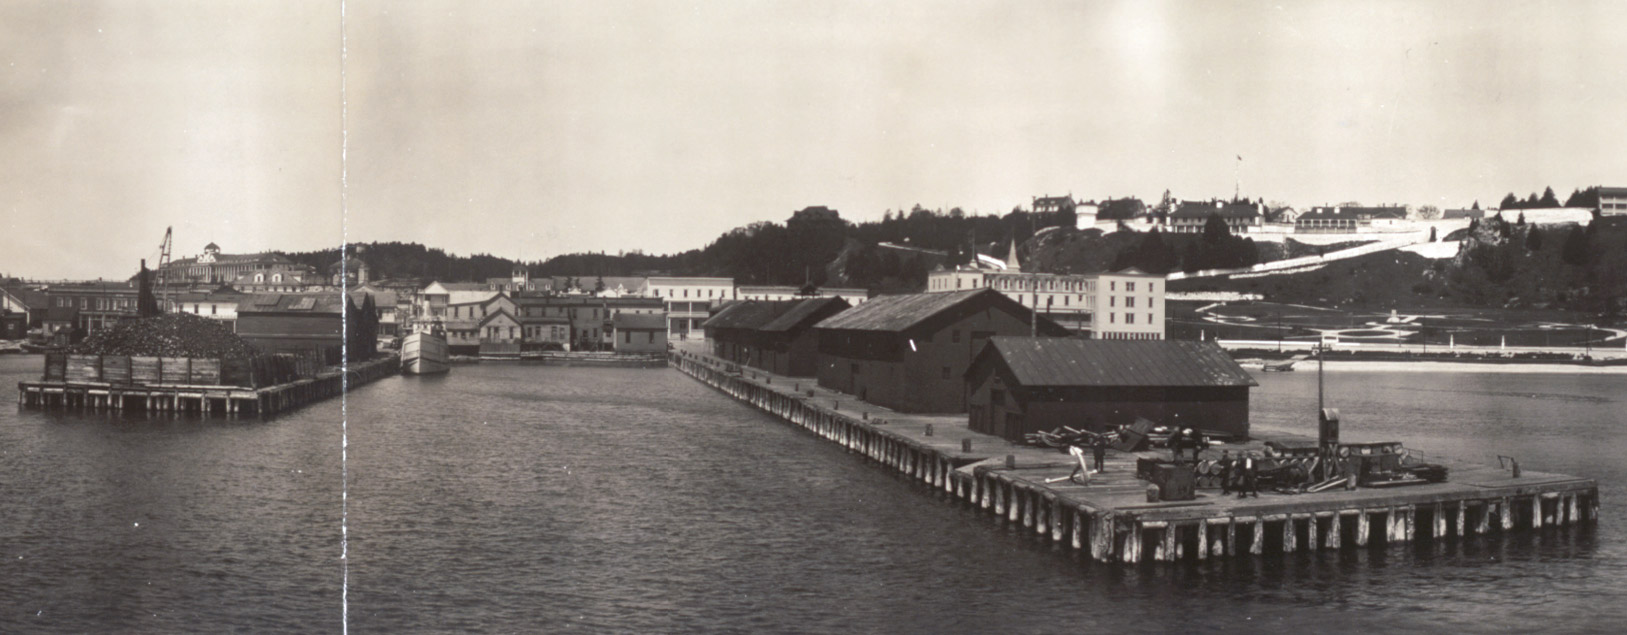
[17,355,399,417]
[672,350,1600,563]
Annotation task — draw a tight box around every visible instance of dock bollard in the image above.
[925,424,934,436]
[833,400,839,410]
[963,438,973,452]
[1005,454,1015,469]
[862,411,868,420]
[1146,485,1161,502]
[766,377,771,385]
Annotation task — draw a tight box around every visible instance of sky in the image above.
[4,0,1626,279]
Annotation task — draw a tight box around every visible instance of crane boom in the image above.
[157,227,172,312]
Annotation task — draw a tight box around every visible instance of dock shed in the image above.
[702,300,791,366]
[612,313,668,354]
[814,289,1071,413]
[965,337,1257,441]
[755,297,851,377]
[236,293,371,363]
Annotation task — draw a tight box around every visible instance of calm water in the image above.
[2,355,1624,633]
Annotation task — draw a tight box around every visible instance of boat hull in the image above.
[401,332,450,375]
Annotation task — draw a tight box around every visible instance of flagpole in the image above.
[1234,154,1242,201]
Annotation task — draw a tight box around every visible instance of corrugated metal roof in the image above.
[701,300,793,330]
[984,337,1257,387]
[813,289,990,332]
[758,297,848,333]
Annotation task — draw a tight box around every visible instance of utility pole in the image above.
[1030,289,1038,338]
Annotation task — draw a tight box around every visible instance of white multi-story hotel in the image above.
[925,246,1165,339]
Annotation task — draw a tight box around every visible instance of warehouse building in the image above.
[965,337,1257,441]
[702,297,851,377]
[702,300,792,366]
[814,289,1070,413]
[612,313,668,354]
[236,293,374,363]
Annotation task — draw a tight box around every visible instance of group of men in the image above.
[1168,427,1260,498]
[1218,451,1260,498]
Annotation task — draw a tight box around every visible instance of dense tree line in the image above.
[281,242,523,283]
[1497,185,1601,210]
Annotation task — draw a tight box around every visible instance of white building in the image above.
[925,244,1165,339]
[646,276,736,339]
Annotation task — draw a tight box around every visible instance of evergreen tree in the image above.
[1201,212,1231,245]
[1540,186,1561,208]
[136,261,161,318]
[1526,226,1544,251]
[594,276,606,293]
[1471,200,1481,211]
[1429,226,1438,242]
[1123,228,1174,274]
[1561,225,1589,266]
[1523,193,1540,208]
[1517,211,1526,225]
[1499,193,1519,210]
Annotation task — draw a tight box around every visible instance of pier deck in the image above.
[17,355,399,417]
[672,347,1599,563]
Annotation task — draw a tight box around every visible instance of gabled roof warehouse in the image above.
[967,337,1257,440]
[815,289,1071,413]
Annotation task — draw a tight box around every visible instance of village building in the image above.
[1295,205,1410,232]
[1598,186,1627,215]
[171,286,249,330]
[162,243,303,285]
[416,282,500,323]
[925,246,1165,339]
[1092,268,1166,340]
[1166,200,1265,234]
[1032,194,1076,216]
[814,288,1071,413]
[965,337,1257,441]
[230,264,322,293]
[485,266,553,295]
[511,296,665,350]
[647,276,735,339]
[40,281,141,336]
[1,285,47,335]
[348,285,401,336]
[611,313,668,354]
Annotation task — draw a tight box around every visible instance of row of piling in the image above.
[673,350,1599,563]
[18,355,399,417]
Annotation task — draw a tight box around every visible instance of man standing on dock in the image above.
[1091,432,1109,472]
[1239,453,1259,498]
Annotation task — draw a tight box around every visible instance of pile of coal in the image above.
[72,313,260,358]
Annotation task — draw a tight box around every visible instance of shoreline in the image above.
[1252,359,1627,374]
